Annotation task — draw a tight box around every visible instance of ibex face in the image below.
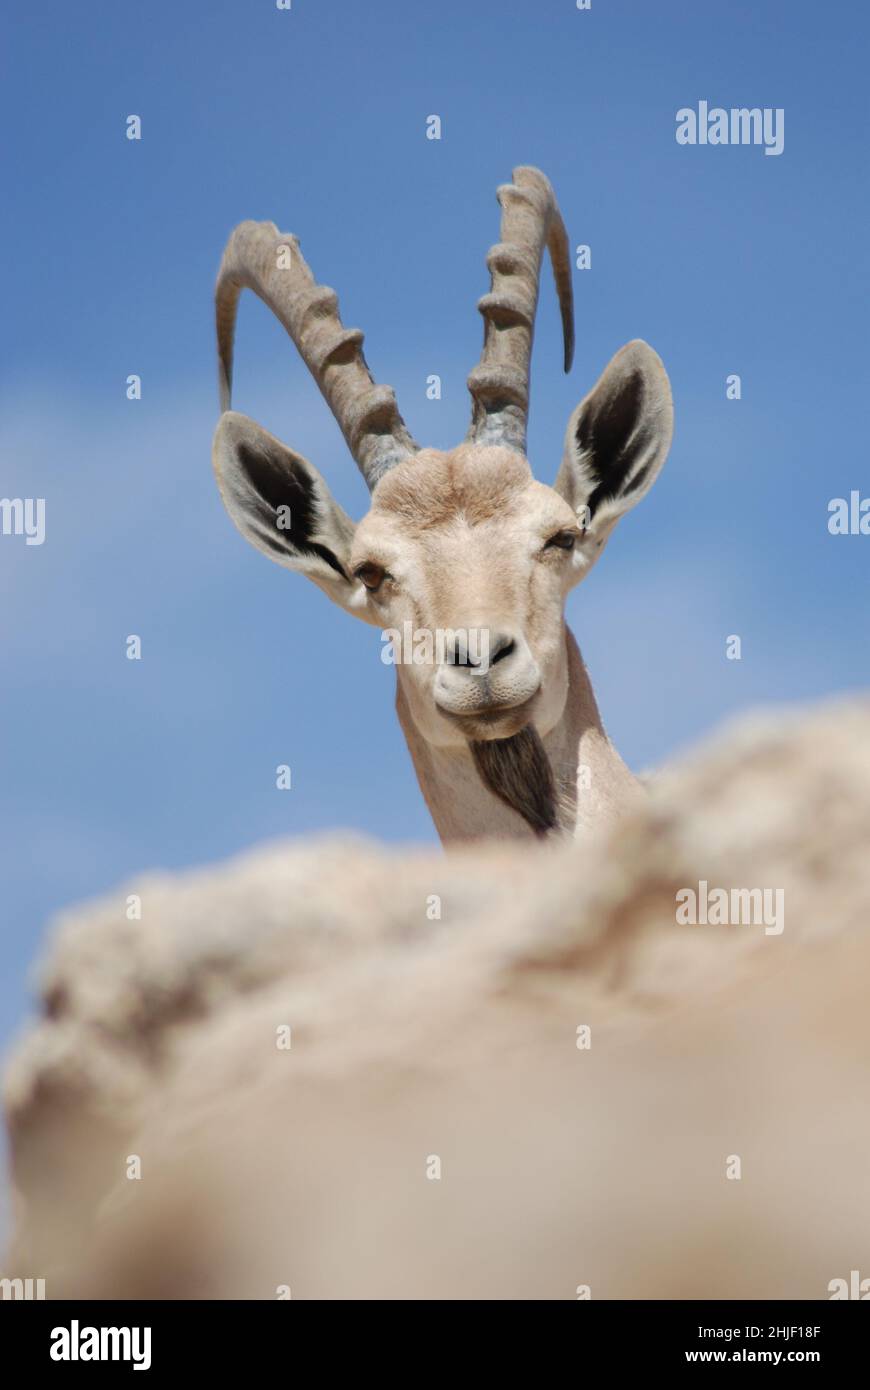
[212,168,673,829]
[350,444,582,748]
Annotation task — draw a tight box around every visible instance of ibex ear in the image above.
[555,340,673,540]
[213,411,373,621]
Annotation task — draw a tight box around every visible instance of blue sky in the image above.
[2,0,868,1061]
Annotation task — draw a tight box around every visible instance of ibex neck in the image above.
[396,626,642,844]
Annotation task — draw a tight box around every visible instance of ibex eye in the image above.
[545,530,577,552]
[354,562,386,592]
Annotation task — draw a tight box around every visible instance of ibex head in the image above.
[213,168,673,829]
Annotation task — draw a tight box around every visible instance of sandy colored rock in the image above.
[3,698,870,1298]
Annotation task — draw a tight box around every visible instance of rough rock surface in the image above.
[3,698,870,1299]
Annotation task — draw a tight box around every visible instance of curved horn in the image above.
[216,220,418,489]
[466,167,574,454]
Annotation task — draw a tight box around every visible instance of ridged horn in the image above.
[466,167,574,453]
[216,220,418,489]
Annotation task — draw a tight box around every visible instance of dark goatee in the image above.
[469,726,558,837]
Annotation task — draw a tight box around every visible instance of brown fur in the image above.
[470,727,558,836]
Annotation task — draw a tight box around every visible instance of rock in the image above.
[3,698,870,1299]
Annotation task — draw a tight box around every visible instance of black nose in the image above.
[489,634,516,666]
[445,630,516,669]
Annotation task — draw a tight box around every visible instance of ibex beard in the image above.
[470,726,558,837]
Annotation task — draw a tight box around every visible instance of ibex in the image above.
[212,167,673,842]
